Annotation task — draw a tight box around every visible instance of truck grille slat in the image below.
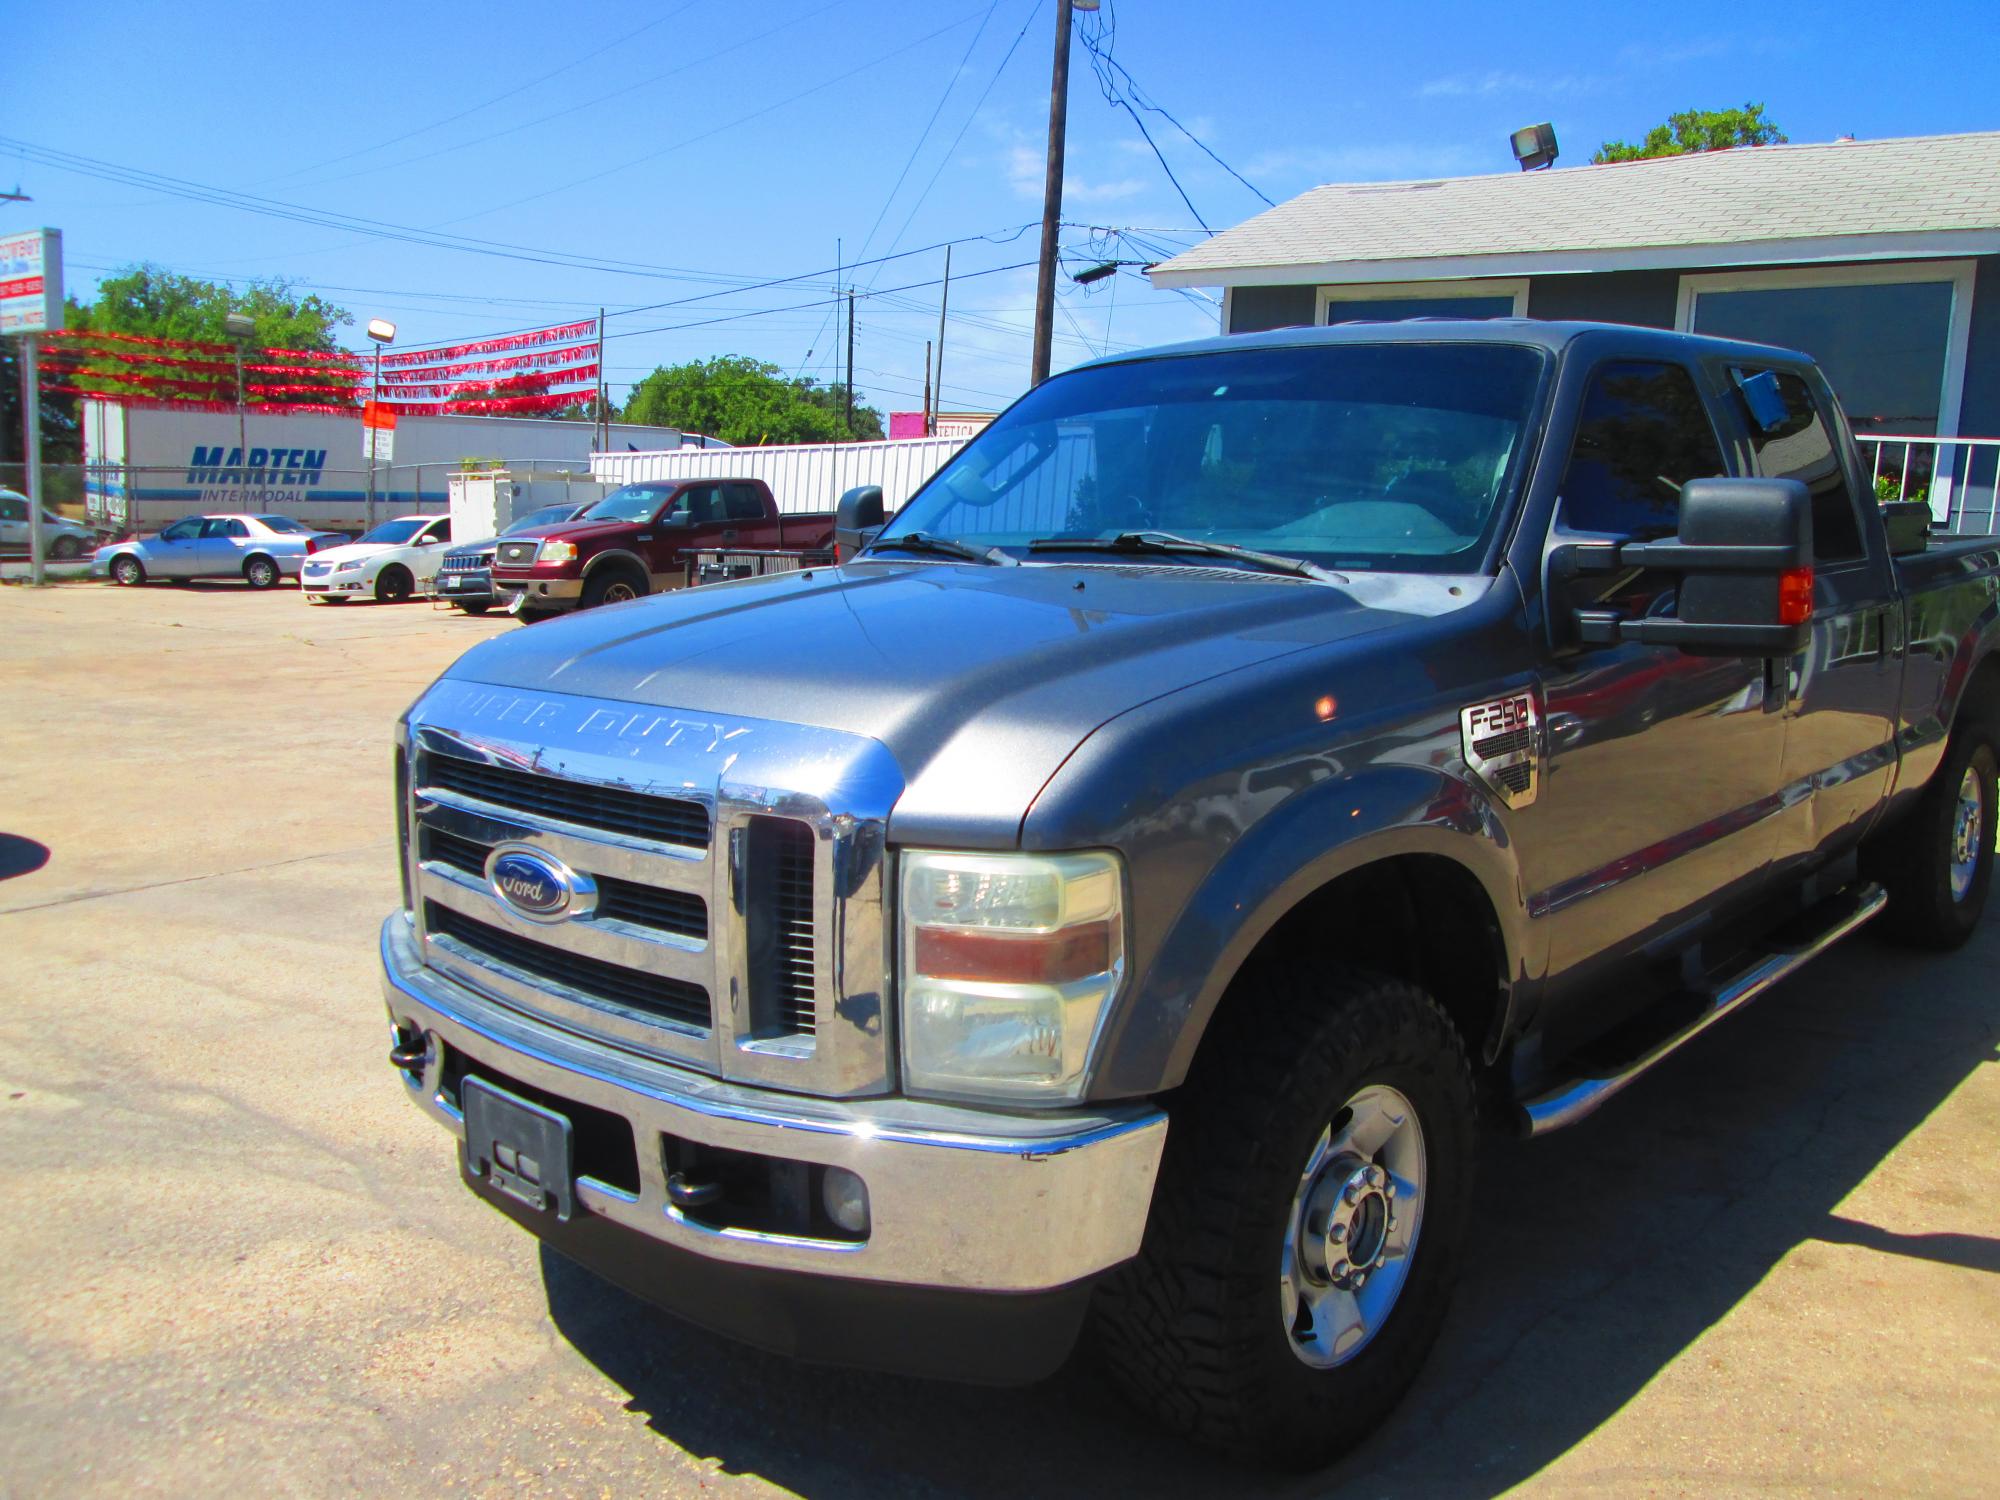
[425,901,710,1030]
[422,826,707,940]
[424,755,710,849]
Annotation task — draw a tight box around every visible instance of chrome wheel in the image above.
[1279,1083,1426,1369]
[1949,765,1985,902]
[602,579,638,604]
[111,556,142,586]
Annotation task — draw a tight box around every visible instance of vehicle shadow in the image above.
[540,920,2000,1497]
[0,834,51,880]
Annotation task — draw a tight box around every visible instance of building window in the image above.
[1678,262,1974,438]
[1319,279,1527,326]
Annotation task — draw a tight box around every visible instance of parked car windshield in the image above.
[506,503,586,534]
[254,515,309,533]
[581,485,678,523]
[879,341,1549,573]
[354,518,428,546]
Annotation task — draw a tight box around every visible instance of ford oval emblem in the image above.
[485,846,595,923]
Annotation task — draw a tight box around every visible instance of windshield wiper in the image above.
[863,531,1016,566]
[1026,530,1341,583]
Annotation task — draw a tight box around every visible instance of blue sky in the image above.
[6,0,1996,418]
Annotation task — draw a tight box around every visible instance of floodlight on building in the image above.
[1510,123,1558,171]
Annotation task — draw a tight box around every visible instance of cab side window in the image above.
[1561,361,1728,538]
[723,484,764,521]
[0,496,24,523]
[679,486,720,524]
[1733,368,1865,563]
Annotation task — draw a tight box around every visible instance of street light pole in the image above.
[364,318,396,531]
[1030,0,1089,387]
[224,312,254,489]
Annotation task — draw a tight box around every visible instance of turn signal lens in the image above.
[1778,566,1814,627]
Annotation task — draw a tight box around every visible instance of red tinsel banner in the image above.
[377,389,597,416]
[374,318,599,369]
[377,343,599,385]
[39,348,366,380]
[381,362,599,402]
[44,388,361,415]
[43,327,359,363]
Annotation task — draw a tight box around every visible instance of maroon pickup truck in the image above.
[490,478,835,616]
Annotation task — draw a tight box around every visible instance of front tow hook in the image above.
[389,1035,429,1071]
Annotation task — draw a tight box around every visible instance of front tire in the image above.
[1869,727,1997,948]
[243,554,280,589]
[51,535,82,560]
[110,555,145,586]
[1091,963,1477,1469]
[580,568,646,610]
[457,602,491,616]
[374,565,414,604]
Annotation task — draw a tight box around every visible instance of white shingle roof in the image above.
[1148,132,2000,286]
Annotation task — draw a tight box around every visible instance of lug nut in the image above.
[1329,1223,1347,1243]
[1368,1165,1386,1187]
[1344,1181,1362,1205]
[1333,1259,1350,1279]
[1387,1215,1398,1232]
[1352,1270,1368,1288]
[1383,1179,1397,1199]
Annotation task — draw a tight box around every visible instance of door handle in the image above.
[721,529,739,544]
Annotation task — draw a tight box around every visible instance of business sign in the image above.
[0,228,63,336]
[363,399,396,463]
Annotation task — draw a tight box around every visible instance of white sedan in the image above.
[300,514,456,604]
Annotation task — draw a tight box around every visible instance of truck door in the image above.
[1529,358,1791,996]
[1728,364,1901,860]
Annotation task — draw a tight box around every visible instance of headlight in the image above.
[899,849,1124,1104]
[539,539,578,564]
[336,558,365,572]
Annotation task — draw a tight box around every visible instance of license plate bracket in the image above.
[461,1077,575,1220]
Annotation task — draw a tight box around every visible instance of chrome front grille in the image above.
[496,540,538,567]
[442,551,494,573]
[401,684,897,1098]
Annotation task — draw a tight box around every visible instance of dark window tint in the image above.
[1562,362,1726,537]
[679,486,720,524]
[1733,368,1864,562]
[724,483,764,521]
[0,496,24,522]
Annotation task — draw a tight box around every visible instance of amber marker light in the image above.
[1778,567,1815,627]
[1314,694,1337,721]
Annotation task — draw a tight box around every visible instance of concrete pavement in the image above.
[2,580,1996,1497]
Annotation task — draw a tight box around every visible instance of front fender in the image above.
[582,548,652,583]
[1089,762,1531,1098]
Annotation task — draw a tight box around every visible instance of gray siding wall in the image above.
[1524,270,1680,328]
[1959,255,2000,435]
[1226,285,1316,333]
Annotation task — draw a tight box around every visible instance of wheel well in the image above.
[1957,653,2000,735]
[585,553,647,581]
[242,552,274,573]
[378,562,411,581]
[1237,855,1509,1068]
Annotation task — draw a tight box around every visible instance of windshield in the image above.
[581,485,677,523]
[354,518,428,546]
[254,514,309,533]
[506,503,583,534]
[878,342,1548,573]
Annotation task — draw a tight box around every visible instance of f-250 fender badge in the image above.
[1460,690,1540,809]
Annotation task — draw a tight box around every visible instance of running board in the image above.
[1519,883,1887,1136]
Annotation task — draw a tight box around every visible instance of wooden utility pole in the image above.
[934,244,951,432]
[844,291,856,436]
[1030,0,1077,387]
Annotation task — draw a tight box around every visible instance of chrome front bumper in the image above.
[381,914,1167,1292]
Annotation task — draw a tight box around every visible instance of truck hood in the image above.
[502,519,640,547]
[441,560,1475,844]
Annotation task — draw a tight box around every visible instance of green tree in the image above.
[62,266,353,405]
[0,340,80,469]
[621,355,884,445]
[1592,104,1787,164]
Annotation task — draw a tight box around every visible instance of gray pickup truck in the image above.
[382,321,2000,1467]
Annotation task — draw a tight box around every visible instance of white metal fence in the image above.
[591,436,968,515]
[1856,434,2000,535]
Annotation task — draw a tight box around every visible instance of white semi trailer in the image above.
[83,400,723,537]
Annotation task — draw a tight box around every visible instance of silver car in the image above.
[0,489,97,561]
[93,513,343,589]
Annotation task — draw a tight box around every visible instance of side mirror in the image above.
[834,485,886,562]
[1561,477,1815,657]
[1881,500,1931,556]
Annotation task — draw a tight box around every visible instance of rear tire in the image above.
[243,554,280,590]
[51,535,81,561]
[374,565,414,604]
[110,555,145,586]
[1868,727,1997,949]
[580,568,647,610]
[1091,962,1477,1470]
